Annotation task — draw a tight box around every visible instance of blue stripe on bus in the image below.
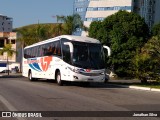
[29,64,38,71]
[32,63,42,71]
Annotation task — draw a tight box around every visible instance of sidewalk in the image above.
[108,79,160,92]
[0,72,22,78]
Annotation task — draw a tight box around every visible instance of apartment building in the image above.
[74,0,132,36]
[133,0,160,30]
[74,0,160,36]
[0,14,19,72]
[0,14,12,32]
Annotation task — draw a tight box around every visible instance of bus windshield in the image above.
[72,41,105,69]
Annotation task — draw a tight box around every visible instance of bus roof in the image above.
[24,35,101,49]
[60,35,100,43]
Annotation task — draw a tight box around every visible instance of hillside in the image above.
[13,23,63,46]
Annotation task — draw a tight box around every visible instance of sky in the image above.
[0,0,74,28]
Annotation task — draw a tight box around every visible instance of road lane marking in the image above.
[0,95,26,120]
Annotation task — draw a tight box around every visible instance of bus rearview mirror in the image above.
[64,42,73,53]
[103,46,111,56]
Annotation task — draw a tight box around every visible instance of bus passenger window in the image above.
[53,46,57,55]
[46,46,53,56]
[58,48,61,56]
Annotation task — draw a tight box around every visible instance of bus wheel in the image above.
[28,71,34,81]
[56,71,63,86]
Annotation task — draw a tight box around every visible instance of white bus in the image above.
[22,35,111,85]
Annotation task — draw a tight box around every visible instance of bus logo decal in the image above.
[27,57,52,72]
[40,56,52,71]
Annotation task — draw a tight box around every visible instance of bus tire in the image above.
[28,70,34,81]
[56,71,63,86]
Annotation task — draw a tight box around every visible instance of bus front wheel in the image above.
[56,71,63,86]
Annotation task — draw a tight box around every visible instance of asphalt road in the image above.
[0,77,160,120]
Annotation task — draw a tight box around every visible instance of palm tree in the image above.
[0,44,17,75]
[53,23,64,37]
[56,14,83,35]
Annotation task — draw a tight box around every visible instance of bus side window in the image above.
[53,41,61,56]
[35,46,39,57]
[24,49,27,58]
[46,45,53,56]
[27,49,31,58]
[32,47,36,57]
[57,41,61,56]
[38,45,43,57]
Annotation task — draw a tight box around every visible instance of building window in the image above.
[11,40,15,44]
[87,7,94,11]
[6,39,10,44]
[114,6,120,10]
[76,0,85,2]
[97,17,104,21]
[76,7,84,12]
[0,40,4,47]
[98,7,105,11]
[125,6,131,10]
[86,18,93,21]
[86,6,132,11]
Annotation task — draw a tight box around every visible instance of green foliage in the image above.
[89,10,149,77]
[0,44,17,75]
[132,36,160,81]
[152,22,160,36]
[0,44,17,57]
[15,23,56,46]
[57,14,83,35]
[15,14,82,47]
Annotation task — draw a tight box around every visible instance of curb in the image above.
[108,83,160,92]
[0,74,23,78]
[129,86,160,92]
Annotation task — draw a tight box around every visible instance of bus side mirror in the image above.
[103,46,111,56]
[64,42,73,53]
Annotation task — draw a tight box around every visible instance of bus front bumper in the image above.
[69,73,105,82]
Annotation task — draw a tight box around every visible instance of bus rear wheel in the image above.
[56,71,63,86]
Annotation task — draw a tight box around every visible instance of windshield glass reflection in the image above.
[72,41,105,69]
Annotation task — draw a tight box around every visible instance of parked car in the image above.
[0,70,11,73]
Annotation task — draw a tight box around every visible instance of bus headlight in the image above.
[68,67,81,73]
[73,69,81,73]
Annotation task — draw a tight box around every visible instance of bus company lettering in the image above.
[24,56,52,72]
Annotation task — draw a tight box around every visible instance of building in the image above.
[0,15,20,72]
[74,0,132,36]
[0,15,13,32]
[74,0,160,36]
[133,0,160,30]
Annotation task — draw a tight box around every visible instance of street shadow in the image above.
[31,79,129,89]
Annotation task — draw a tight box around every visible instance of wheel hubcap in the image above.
[29,73,32,80]
[57,75,60,83]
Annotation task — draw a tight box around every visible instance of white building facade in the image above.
[74,0,132,36]
[74,0,160,36]
[0,15,20,72]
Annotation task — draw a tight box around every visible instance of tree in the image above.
[89,10,149,77]
[152,22,160,37]
[0,44,17,75]
[132,36,160,82]
[57,14,83,35]
[53,23,64,37]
